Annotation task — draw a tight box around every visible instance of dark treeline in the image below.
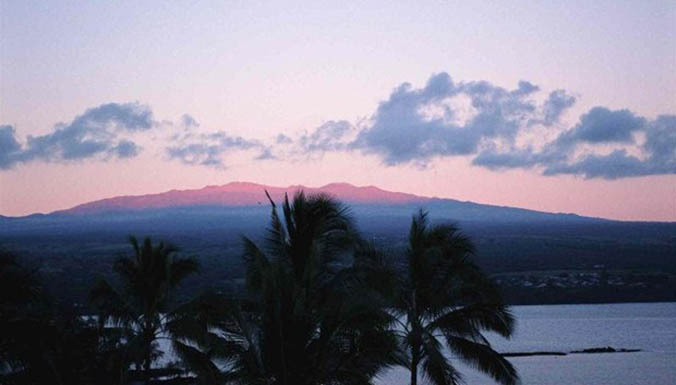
[3,211,675,308]
[2,192,519,384]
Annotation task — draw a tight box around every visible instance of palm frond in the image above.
[129,236,140,257]
[169,257,199,289]
[89,278,135,326]
[420,336,461,385]
[90,236,199,382]
[431,303,515,339]
[408,209,429,252]
[397,210,518,385]
[172,340,223,384]
[112,256,138,285]
[242,237,271,294]
[446,336,518,385]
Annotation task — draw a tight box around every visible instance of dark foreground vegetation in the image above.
[1,192,518,385]
[2,203,674,307]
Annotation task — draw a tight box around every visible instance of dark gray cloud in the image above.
[166,130,263,168]
[0,102,153,169]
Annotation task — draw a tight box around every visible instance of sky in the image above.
[1,0,675,220]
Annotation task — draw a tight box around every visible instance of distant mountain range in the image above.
[58,182,430,215]
[0,181,612,226]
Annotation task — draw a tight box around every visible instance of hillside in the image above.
[1,182,674,306]
[56,182,429,214]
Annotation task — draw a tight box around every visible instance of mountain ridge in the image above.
[1,181,641,222]
[55,181,430,215]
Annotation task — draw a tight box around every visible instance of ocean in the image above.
[376,302,676,385]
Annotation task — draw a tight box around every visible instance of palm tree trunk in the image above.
[410,290,419,385]
[410,336,420,385]
[144,358,152,385]
[143,327,153,385]
[410,357,418,385]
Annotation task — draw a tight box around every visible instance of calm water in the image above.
[156,302,676,384]
[376,302,676,385]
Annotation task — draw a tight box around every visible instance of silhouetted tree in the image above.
[392,211,518,385]
[1,250,127,385]
[0,250,47,382]
[172,192,400,385]
[90,237,198,384]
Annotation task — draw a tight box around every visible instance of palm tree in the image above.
[393,211,518,385]
[167,292,269,384]
[90,236,198,384]
[172,191,400,385]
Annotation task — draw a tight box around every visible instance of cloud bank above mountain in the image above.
[287,73,675,179]
[2,73,674,179]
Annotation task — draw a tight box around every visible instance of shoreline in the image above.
[502,347,642,357]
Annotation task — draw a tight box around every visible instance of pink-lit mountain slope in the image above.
[60,182,431,214]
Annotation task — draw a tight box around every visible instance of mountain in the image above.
[46,181,605,224]
[57,182,430,215]
[0,180,607,224]
[0,182,612,237]
[2,182,674,307]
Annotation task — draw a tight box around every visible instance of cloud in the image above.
[275,133,293,144]
[475,109,676,179]
[545,114,676,179]
[645,115,676,165]
[286,72,674,179]
[0,102,153,169]
[181,114,200,129]
[473,148,546,170]
[111,140,140,158]
[542,90,576,126]
[254,147,277,160]
[542,150,655,179]
[0,125,23,169]
[166,130,263,168]
[5,73,672,181]
[299,120,353,152]
[553,107,645,148]
[350,73,558,165]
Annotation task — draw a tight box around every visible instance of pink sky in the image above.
[1,1,674,221]
[2,151,674,221]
